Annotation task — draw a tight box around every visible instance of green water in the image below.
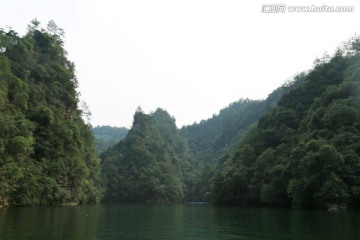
[0,204,359,240]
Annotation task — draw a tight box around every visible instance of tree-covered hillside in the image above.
[99,88,293,203]
[212,37,360,210]
[179,76,304,201]
[101,108,194,203]
[101,37,360,208]
[92,125,128,154]
[3,22,359,210]
[181,84,301,165]
[0,20,102,207]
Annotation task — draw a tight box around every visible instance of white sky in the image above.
[1,0,360,128]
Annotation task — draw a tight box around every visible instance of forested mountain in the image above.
[92,125,128,154]
[100,87,293,203]
[101,108,195,203]
[181,82,302,165]
[212,38,360,210]
[3,22,359,209]
[100,37,360,209]
[0,20,102,207]
[180,77,304,201]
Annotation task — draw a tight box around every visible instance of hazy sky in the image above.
[1,0,360,128]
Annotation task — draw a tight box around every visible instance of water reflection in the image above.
[212,206,360,240]
[0,204,359,240]
[0,205,102,240]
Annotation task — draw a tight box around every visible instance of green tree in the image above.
[0,21,103,206]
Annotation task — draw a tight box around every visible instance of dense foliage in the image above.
[100,96,284,203]
[212,38,360,209]
[180,79,302,201]
[3,22,359,209]
[0,21,102,207]
[92,125,128,154]
[101,108,193,203]
[101,37,360,209]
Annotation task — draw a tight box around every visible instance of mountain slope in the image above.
[100,108,189,203]
[92,125,128,154]
[212,38,360,209]
[0,21,102,207]
[180,76,305,201]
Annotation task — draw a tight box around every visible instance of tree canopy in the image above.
[0,20,102,207]
[2,21,359,210]
[212,38,360,209]
[101,109,188,203]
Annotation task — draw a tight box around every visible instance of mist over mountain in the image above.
[92,125,128,155]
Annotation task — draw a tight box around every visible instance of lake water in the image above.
[0,204,359,240]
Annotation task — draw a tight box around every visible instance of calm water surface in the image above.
[0,204,359,240]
